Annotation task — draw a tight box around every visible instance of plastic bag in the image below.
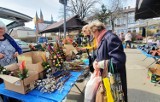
[84,70,101,102]
[103,78,114,102]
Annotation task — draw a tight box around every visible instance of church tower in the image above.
[34,11,39,24]
[40,9,44,23]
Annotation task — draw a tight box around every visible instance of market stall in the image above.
[0,41,89,102]
[0,71,83,102]
[137,45,160,67]
[137,44,160,85]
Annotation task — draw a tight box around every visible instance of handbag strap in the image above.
[110,60,115,74]
[102,60,108,78]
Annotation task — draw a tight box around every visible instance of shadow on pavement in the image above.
[66,93,84,102]
[67,88,160,102]
[128,89,160,102]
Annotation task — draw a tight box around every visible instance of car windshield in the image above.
[16,41,28,45]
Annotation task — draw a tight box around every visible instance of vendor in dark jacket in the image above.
[0,20,22,67]
[90,21,127,102]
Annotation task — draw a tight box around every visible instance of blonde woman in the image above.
[81,24,97,51]
[89,21,127,102]
[76,24,98,73]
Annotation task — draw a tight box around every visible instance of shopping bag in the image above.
[103,78,114,102]
[96,60,108,102]
[108,60,116,85]
[109,60,125,102]
[84,70,101,102]
[95,80,107,102]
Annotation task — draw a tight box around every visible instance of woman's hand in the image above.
[0,53,4,59]
[13,52,18,58]
[76,47,85,51]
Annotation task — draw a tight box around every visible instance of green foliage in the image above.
[18,68,28,80]
[56,43,66,61]
[79,33,84,37]
[50,43,66,69]
[0,65,11,75]
[96,4,110,24]
[35,44,46,51]
[42,62,51,70]
[82,36,88,47]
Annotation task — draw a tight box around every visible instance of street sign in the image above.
[59,0,67,5]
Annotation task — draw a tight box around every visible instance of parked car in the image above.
[14,39,30,52]
[38,37,48,44]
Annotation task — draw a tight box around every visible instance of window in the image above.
[128,17,135,24]
[117,18,120,25]
[149,26,156,29]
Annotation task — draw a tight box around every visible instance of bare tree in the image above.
[106,0,124,31]
[88,0,124,30]
[67,0,101,20]
[107,0,124,31]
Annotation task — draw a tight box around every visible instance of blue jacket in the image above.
[3,33,23,54]
[96,31,126,68]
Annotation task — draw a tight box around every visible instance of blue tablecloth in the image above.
[0,71,83,102]
[137,48,160,59]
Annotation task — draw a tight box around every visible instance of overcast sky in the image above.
[0,0,136,29]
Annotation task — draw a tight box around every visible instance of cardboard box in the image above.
[149,68,160,76]
[155,64,160,69]
[64,44,78,56]
[64,44,78,60]
[18,51,46,78]
[1,63,38,94]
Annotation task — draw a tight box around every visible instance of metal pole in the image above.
[36,23,39,44]
[59,28,60,39]
[146,21,148,43]
[126,13,128,32]
[64,0,67,38]
[45,33,47,43]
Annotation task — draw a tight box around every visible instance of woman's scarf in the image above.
[97,29,107,46]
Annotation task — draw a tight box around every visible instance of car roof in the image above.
[0,7,32,30]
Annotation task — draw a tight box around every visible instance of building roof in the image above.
[40,15,87,33]
[43,21,54,24]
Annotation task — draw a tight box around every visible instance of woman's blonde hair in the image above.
[89,21,105,33]
[0,20,7,32]
[82,24,91,35]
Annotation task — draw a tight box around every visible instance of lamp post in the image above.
[59,0,67,38]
